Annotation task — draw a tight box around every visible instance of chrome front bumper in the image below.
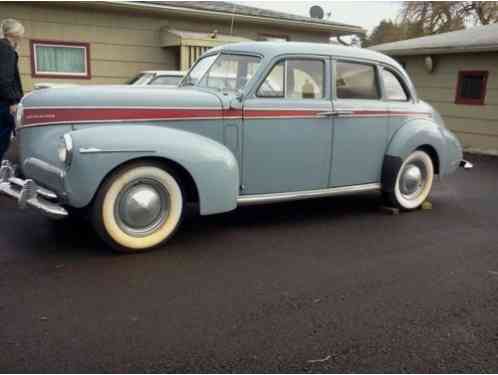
[0,160,68,219]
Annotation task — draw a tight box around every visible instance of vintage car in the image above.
[0,42,470,252]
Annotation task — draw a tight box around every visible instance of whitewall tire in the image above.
[92,162,184,252]
[387,150,434,210]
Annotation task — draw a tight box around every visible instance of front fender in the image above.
[65,125,239,215]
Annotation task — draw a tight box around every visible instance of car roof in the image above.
[210,41,402,69]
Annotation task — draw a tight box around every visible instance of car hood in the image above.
[21,85,223,127]
[22,85,222,108]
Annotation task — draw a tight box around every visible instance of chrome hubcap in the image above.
[400,163,425,198]
[116,179,170,236]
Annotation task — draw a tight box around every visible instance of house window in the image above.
[455,71,488,105]
[31,40,91,79]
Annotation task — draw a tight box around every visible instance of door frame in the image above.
[240,54,334,194]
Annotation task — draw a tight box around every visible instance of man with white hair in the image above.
[0,18,24,161]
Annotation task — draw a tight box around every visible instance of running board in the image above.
[237,183,382,206]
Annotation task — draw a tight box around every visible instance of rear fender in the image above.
[382,119,446,191]
[64,125,239,215]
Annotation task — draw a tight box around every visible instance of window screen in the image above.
[382,69,408,101]
[455,71,488,105]
[336,61,379,100]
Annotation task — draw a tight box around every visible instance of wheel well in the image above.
[417,145,440,174]
[95,156,200,205]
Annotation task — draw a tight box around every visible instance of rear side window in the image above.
[336,61,380,100]
[257,59,325,99]
[382,69,409,101]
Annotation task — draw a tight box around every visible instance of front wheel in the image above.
[384,150,434,210]
[92,162,184,252]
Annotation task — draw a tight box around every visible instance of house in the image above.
[371,23,498,153]
[0,1,364,91]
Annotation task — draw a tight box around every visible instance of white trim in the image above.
[79,148,155,154]
[33,42,88,77]
[247,107,324,111]
[24,106,219,110]
[19,117,225,128]
[237,183,381,206]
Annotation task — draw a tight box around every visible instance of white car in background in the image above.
[33,82,79,90]
[127,70,186,87]
[33,70,186,90]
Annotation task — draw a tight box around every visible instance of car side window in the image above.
[336,61,380,100]
[382,69,409,101]
[257,59,325,99]
[287,60,324,99]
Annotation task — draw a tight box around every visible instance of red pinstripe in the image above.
[21,107,432,127]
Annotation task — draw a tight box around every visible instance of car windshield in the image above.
[181,54,261,93]
[181,54,217,87]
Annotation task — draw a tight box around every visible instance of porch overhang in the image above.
[160,29,250,70]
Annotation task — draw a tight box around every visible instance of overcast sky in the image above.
[234,1,402,34]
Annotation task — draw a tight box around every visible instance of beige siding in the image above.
[399,53,498,151]
[0,2,331,91]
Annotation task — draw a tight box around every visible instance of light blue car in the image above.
[0,42,470,252]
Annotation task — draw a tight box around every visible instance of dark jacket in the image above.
[0,38,23,106]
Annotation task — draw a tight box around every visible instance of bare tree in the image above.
[400,1,497,35]
[400,2,465,34]
[463,1,498,25]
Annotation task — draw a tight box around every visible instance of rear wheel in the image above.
[384,150,434,210]
[92,162,184,252]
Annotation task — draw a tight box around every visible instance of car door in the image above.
[241,56,333,195]
[330,59,388,187]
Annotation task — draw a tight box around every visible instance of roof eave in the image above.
[102,1,365,35]
[376,44,498,56]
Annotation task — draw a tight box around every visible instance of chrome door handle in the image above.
[317,110,354,117]
[334,110,354,117]
[317,111,335,117]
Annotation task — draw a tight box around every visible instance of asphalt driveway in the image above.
[0,152,497,372]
